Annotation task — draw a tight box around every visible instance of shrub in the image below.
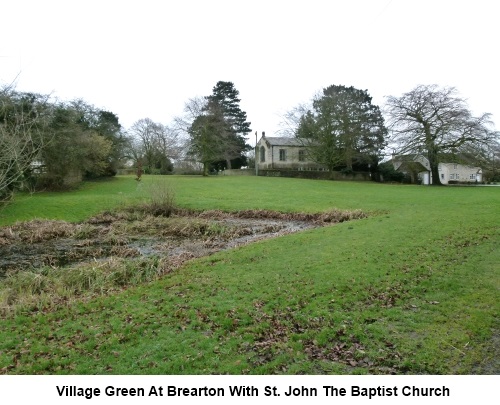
[140,178,176,217]
[377,161,408,183]
[340,167,354,176]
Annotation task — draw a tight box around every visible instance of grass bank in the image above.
[0,175,498,374]
[0,177,144,226]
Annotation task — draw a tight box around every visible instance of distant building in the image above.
[256,134,325,171]
[392,154,482,185]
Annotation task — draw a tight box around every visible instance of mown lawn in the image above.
[0,175,498,374]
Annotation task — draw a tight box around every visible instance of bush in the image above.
[140,178,176,217]
[340,167,354,176]
[377,161,409,183]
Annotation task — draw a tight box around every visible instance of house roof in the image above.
[392,154,482,172]
[393,153,482,168]
[392,154,430,171]
[261,136,303,147]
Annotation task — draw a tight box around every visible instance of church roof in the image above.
[261,136,303,147]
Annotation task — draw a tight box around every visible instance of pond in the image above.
[0,211,319,276]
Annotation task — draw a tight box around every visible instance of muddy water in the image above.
[0,217,316,276]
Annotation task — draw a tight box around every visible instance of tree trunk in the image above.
[430,164,442,185]
[428,151,443,186]
[203,162,209,176]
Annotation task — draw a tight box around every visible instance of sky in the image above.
[1,0,498,146]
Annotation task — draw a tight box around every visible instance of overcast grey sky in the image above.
[1,0,498,145]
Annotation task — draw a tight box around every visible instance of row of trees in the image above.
[125,81,252,177]
[124,82,499,185]
[1,85,126,200]
[2,79,499,199]
[0,80,252,201]
[283,84,499,185]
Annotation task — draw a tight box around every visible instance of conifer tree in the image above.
[296,85,387,171]
[206,81,251,169]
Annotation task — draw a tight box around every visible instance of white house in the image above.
[256,134,325,171]
[393,154,482,185]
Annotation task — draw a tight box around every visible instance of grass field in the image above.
[0,175,498,374]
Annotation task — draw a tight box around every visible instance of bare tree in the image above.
[0,86,51,201]
[278,101,314,137]
[127,118,181,174]
[385,85,498,185]
[155,123,182,162]
[129,118,158,169]
[170,97,206,172]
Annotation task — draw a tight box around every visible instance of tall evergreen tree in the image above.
[188,101,229,176]
[205,81,251,169]
[296,85,387,171]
